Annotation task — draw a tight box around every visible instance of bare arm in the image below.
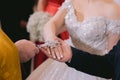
[43,8,68,41]
[37,0,48,11]
[107,33,120,51]
[107,3,120,51]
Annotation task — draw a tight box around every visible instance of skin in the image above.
[40,0,120,62]
[37,0,48,11]
[40,38,72,62]
[15,39,39,63]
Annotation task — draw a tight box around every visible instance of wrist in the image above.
[44,36,57,42]
[37,40,60,48]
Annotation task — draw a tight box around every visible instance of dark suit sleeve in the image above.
[65,47,113,79]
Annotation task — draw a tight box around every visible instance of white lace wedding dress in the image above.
[26,0,120,80]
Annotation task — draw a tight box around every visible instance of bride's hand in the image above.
[39,37,72,62]
[38,37,64,60]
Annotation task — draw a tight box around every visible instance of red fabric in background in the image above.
[33,1,61,69]
[34,41,47,69]
[60,31,69,40]
[45,2,61,15]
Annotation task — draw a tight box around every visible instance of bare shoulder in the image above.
[106,2,120,19]
[112,2,120,17]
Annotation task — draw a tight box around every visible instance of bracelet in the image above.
[37,40,60,49]
[45,40,60,48]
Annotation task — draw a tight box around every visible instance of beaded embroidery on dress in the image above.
[64,0,120,56]
[27,0,120,80]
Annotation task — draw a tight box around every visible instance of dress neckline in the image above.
[69,0,120,24]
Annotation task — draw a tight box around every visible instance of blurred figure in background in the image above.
[27,0,69,70]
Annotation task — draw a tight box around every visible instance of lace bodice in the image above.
[61,0,120,55]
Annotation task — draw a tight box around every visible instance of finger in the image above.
[50,47,56,59]
[39,47,47,54]
[54,46,61,60]
[35,47,40,54]
[40,47,51,57]
[45,46,51,55]
[53,38,64,58]
[57,44,63,59]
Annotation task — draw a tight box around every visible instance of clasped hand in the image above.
[37,38,72,62]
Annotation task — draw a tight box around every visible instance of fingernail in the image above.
[61,55,63,58]
[58,56,61,60]
[48,52,50,54]
[53,56,56,59]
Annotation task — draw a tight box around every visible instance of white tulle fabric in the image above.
[27,59,110,80]
[26,0,120,80]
